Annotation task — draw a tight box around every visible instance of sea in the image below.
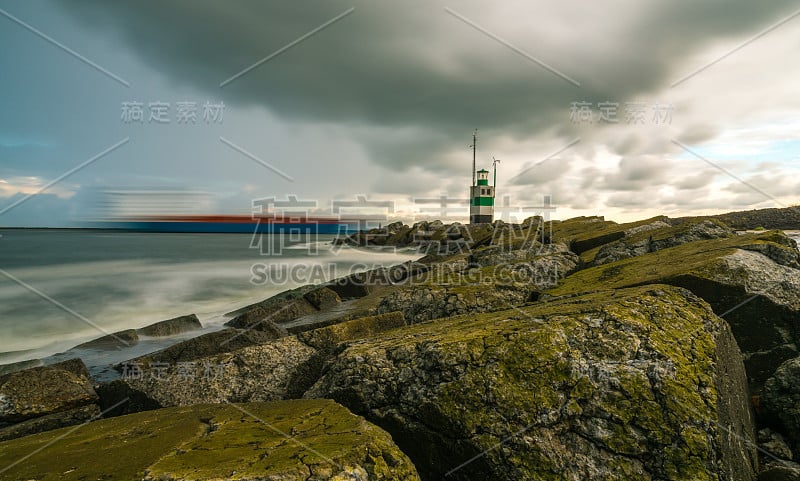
[0,229,421,377]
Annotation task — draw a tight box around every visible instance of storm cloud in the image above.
[58,0,800,169]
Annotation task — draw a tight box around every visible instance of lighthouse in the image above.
[470,168,494,224]
[468,130,494,224]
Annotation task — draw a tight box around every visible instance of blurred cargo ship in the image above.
[82,189,365,234]
[91,214,361,234]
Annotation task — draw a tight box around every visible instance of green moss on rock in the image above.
[0,400,419,481]
[545,231,800,394]
[307,286,756,481]
[297,311,406,351]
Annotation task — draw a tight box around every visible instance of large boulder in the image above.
[547,230,800,394]
[297,311,406,352]
[547,216,670,256]
[117,312,410,410]
[0,358,98,423]
[122,327,285,368]
[72,328,139,349]
[120,336,315,407]
[225,297,318,329]
[137,314,202,337]
[307,285,757,481]
[763,357,800,455]
[0,400,420,481]
[375,284,529,324]
[759,461,800,481]
[591,219,735,266]
[0,404,100,442]
[303,286,342,309]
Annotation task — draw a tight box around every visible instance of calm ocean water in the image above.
[0,229,420,366]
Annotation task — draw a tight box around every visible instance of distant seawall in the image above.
[672,206,800,230]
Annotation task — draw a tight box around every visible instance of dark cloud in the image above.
[597,156,673,191]
[56,0,800,173]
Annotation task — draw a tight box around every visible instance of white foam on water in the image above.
[0,238,420,371]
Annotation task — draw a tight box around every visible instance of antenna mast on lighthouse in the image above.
[471,129,477,186]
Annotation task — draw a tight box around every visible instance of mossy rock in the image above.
[0,358,98,423]
[546,230,800,393]
[225,297,318,330]
[121,337,316,408]
[673,206,800,231]
[122,327,284,368]
[72,328,139,349]
[0,400,420,481]
[547,216,669,255]
[137,314,202,337]
[297,311,407,351]
[586,218,734,265]
[307,285,756,481]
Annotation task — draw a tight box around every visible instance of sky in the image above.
[1,0,800,226]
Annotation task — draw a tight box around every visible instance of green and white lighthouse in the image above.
[468,130,494,224]
[470,169,494,224]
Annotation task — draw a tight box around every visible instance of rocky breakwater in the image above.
[5,211,800,480]
[106,311,407,410]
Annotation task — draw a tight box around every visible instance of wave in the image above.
[0,243,420,361]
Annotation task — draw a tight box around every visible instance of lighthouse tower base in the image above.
[470,213,493,224]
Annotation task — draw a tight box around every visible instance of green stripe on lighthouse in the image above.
[471,197,494,206]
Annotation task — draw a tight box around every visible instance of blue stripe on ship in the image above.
[88,221,359,234]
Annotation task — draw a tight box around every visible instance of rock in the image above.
[546,216,686,261]
[137,314,202,337]
[121,337,316,407]
[592,219,735,265]
[287,312,408,399]
[758,428,794,460]
[326,265,422,299]
[123,327,284,368]
[0,400,420,481]
[307,285,757,481]
[674,206,800,231]
[623,219,673,236]
[225,297,317,329]
[375,284,529,324]
[469,241,569,268]
[548,230,800,394]
[297,311,406,352]
[72,328,139,349]
[303,286,342,309]
[95,379,162,417]
[759,461,800,481]
[763,357,800,455]
[338,219,495,251]
[223,284,318,317]
[0,358,98,423]
[0,358,43,376]
[549,216,627,253]
[0,404,100,442]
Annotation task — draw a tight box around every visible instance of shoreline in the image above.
[0,240,423,380]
